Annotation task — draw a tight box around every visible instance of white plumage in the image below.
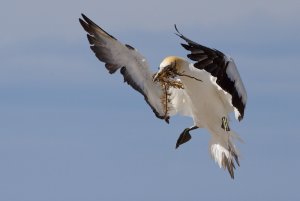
[79,14,247,179]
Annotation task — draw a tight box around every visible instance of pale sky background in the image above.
[1,0,300,200]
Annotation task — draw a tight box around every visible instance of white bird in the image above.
[79,14,247,179]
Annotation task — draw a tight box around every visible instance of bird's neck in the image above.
[177,59,192,75]
[177,59,190,73]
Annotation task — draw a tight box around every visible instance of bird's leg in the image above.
[175,126,198,149]
[221,117,230,131]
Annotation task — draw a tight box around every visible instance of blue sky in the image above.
[1,0,300,200]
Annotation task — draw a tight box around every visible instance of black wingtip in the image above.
[79,13,118,40]
[81,13,89,22]
[78,17,84,26]
[80,13,94,27]
[174,24,182,37]
[174,24,178,32]
[174,26,200,47]
[79,17,90,33]
[79,13,91,33]
[79,13,98,29]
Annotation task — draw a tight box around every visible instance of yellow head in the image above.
[153,56,188,82]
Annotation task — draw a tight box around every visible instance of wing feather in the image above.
[79,14,192,122]
[175,26,247,120]
[79,14,167,120]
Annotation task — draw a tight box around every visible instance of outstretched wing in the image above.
[79,14,192,122]
[175,26,247,121]
[79,14,167,121]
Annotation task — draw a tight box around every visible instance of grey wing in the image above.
[175,26,247,121]
[79,14,189,122]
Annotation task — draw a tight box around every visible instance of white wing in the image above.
[79,14,192,122]
[175,27,247,121]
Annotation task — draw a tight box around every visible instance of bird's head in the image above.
[153,56,188,82]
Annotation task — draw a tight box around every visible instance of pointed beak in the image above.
[153,70,162,82]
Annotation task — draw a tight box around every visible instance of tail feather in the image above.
[209,131,241,179]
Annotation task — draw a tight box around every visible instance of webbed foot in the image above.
[175,126,198,149]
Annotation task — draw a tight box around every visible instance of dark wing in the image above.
[79,14,169,121]
[175,25,247,121]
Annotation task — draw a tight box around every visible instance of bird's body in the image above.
[157,56,242,177]
[79,14,247,179]
[177,61,229,128]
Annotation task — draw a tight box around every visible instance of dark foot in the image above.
[175,128,192,149]
[175,126,198,149]
[221,117,230,131]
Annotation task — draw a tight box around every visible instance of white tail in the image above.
[209,130,241,179]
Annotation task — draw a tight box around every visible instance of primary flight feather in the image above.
[79,14,247,179]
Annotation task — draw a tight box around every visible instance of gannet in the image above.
[79,14,247,179]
